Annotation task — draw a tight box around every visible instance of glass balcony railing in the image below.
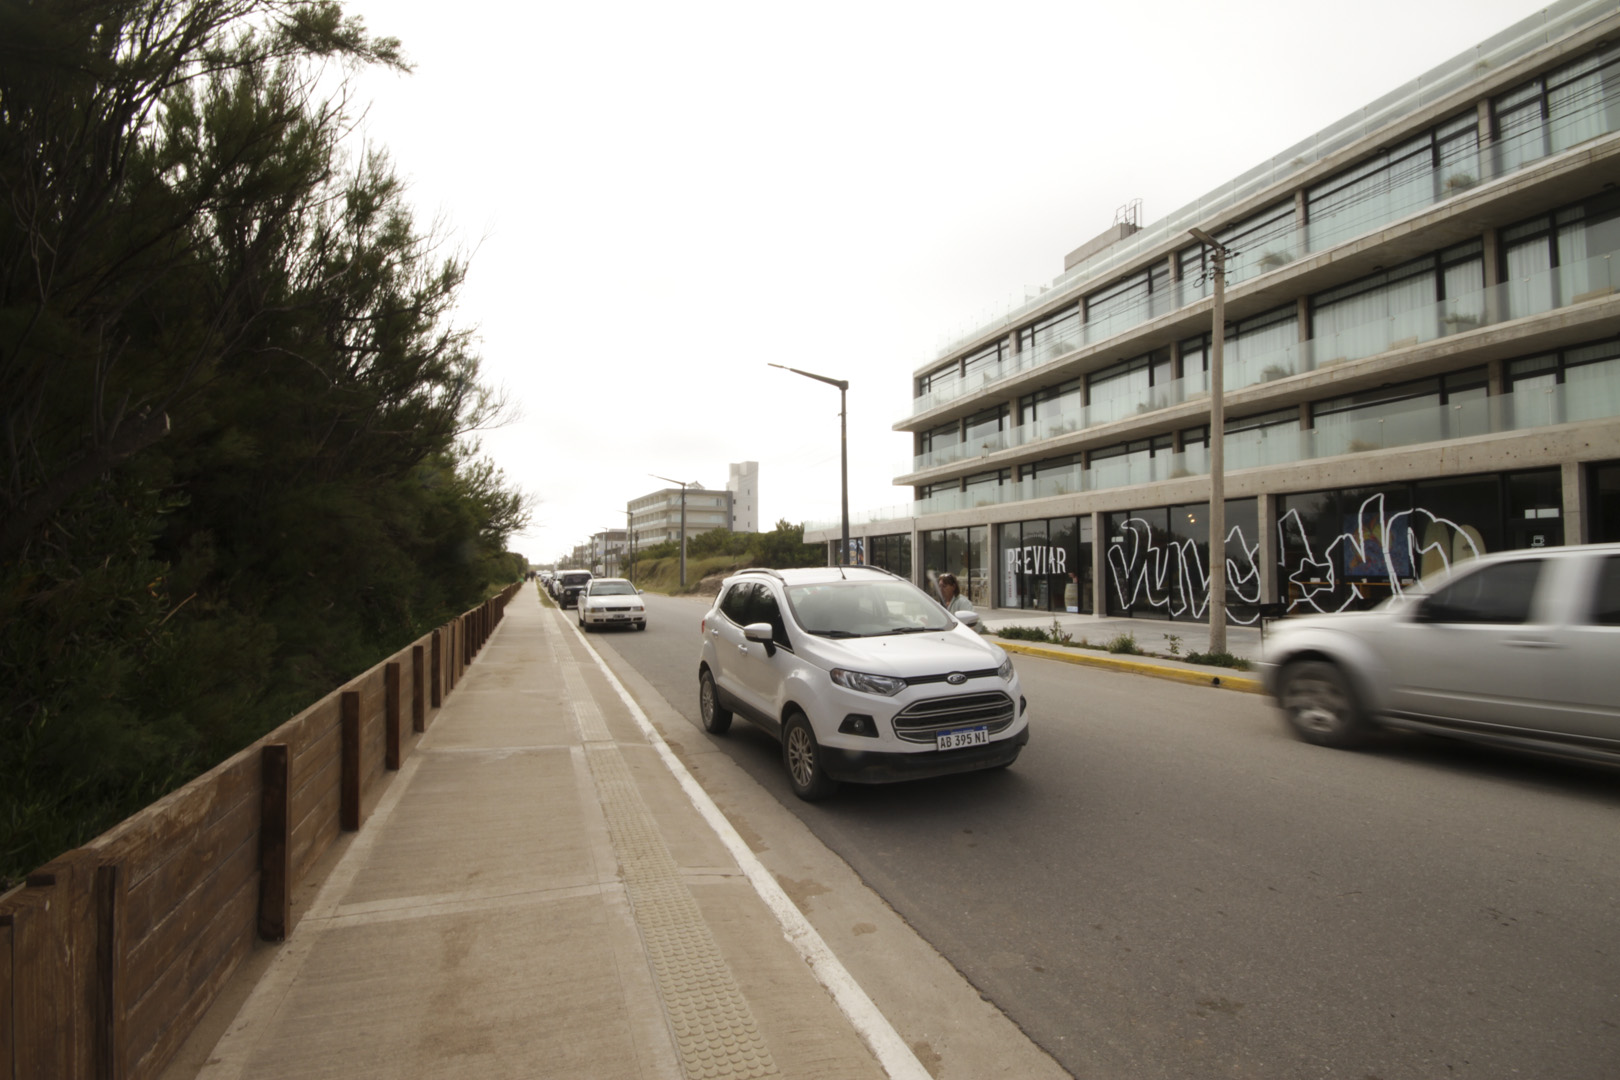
[822,376,1620,534]
[913,1,1620,417]
[899,247,1617,477]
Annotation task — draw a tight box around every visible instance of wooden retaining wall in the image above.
[0,583,522,1080]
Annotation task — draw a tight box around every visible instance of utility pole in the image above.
[769,363,850,564]
[1189,227,1230,655]
[624,508,636,584]
[650,474,694,588]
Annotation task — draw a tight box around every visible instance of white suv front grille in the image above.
[891,691,1015,744]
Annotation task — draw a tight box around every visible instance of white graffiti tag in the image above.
[1106,518,1264,623]
[1278,493,1482,614]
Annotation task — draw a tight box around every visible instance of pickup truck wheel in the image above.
[1280,660,1367,749]
[699,669,732,734]
[783,711,837,801]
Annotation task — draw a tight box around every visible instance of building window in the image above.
[1017,304,1082,363]
[963,469,1012,508]
[962,340,1007,381]
[1019,377,1082,439]
[921,527,990,608]
[965,405,1008,447]
[1306,111,1479,252]
[1502,189,1620,319]
[1493,40,1620,175]
[1507,335,1620,427]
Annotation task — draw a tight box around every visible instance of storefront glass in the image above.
[1278,470,1560,613]
[1593,461,1620,543]
[1106,500,1258,621]
[864,533,913,580]
[998,517,1093,613]
[921,526,989,609]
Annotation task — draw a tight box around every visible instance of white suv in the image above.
[697,566,1029,800]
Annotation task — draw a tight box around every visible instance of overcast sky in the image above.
[340,0,1551,564]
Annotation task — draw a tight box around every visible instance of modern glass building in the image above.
[807,0,1620,622]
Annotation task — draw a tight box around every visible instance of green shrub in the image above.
[1106,633,1143,655]
[996,626,1050,642]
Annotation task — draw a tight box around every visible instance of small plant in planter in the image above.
[1261,363,1293,382]
[1443,172,1476,193]
[1258,250,1293,271]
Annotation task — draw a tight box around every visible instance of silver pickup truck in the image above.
[1259,542,1620,766]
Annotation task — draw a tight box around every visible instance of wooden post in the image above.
[341,691,362,832]
[384,662,401,771]
[95,862,123,1080]
[258,744,291,941]
[430,629,442,707]
[411,645,426,732]
[1,912,13,1080]
[13,875,69,1078]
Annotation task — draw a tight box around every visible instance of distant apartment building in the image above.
[808,0,1620,621]
[728,461,760,532]
[589,529,629,576]
[628,484,734,550]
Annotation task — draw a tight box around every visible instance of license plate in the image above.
[611,614,627,619]
[936,727,988,750]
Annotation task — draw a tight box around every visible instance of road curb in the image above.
[996,640,1265,694]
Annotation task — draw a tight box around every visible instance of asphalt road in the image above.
[588,591,1620,1079]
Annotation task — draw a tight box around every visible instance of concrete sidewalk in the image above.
[174,593,919,1080]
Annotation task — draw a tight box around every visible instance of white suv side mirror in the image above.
[743,621,777,657]
[957,611,980,627]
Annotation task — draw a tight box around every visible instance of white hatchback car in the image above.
[577,577,646,631]
[698,566,1029,800]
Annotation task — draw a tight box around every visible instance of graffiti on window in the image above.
[1107,518,1264,622]
[1280,493,1482,613]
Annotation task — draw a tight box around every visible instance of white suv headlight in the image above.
[830,668,906,697]
[998,656,1014,681]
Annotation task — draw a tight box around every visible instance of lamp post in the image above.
[769,363,849,564]
[650,473,696,588]
[1189,226,1230,655]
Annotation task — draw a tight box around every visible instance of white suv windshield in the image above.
[589,582,636,595]
[785,580,953,638]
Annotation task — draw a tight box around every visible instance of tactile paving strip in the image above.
[548,612,779,1078]
[586,746,779,1078]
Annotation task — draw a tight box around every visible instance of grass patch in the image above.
[629,554,756,596]
[1184,650,1251,670]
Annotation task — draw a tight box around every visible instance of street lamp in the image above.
[769,363,849,565]
[650,473,697,588]
[1189,226,1230,655]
